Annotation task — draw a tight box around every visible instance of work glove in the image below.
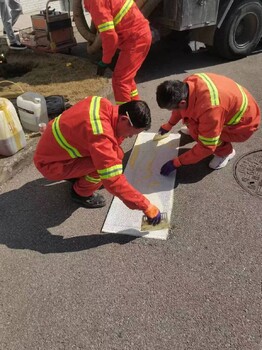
[108,53,118,72]
[144,204,161,226]
[97,60,109,76]
[154,123,173,141]
[157,126,170,135]
[160,160,176,176]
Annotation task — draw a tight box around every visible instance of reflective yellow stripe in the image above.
[114,0,134,25]
[98,21,114,33]
[97,0,133,33]
[52,115,82,158]
[90,96,103,135]
[97,164,123,179]
[198,134,222,146]
[115,101,126,105]
[227,84,248,125]
[130,89,138,97]
[195,73,219,106]
[85,175,101,184]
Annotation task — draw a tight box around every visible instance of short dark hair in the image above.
[119,100,151,130]
[156,80,188,109]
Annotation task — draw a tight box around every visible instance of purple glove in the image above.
[158,126,169,135]
[160,160,176,176]
[147,211,162,226]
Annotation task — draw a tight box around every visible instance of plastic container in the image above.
[0,98,27,157]
[38,122,47,135]
[16,92,48,132]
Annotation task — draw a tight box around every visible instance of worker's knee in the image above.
[221,126,257,143]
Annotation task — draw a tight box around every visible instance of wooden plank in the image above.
[102,132,180,240]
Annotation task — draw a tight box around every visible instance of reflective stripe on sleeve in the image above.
[90,96,103,135]
[227,84,248,125]
[52,115,82,158]
[97,164,123,179]
[195,73,220,106]
[98,21,114,33]
[115,101,126,105]
[85,175,102,184]
[130,89,138,98]
[114,0,134,25]
[198,134,222,146]
[97,0,134,33]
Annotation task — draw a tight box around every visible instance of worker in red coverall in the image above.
[34,97,161,226]
[155,73,260,173]
[84,0,152,105]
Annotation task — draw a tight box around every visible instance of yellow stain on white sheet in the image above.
[144,158,153,179]
[148,180,161,190]
[129,144,140,169]
[130,135,175,190]
[138,153,160,190]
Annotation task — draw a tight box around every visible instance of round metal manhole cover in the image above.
[234,150,262,198]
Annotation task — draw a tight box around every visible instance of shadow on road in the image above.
[138,36,262,83]
[0,178,136,254]
[174,133,214,187]
[138,38,225,82]
[72,33,262,87]
[175,149,214,187]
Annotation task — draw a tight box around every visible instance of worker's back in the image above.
[185,73,260,127]
[84,0,150,45]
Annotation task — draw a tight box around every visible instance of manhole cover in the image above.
[234,150,262,198]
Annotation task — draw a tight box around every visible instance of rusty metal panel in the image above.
[162,0,220,30]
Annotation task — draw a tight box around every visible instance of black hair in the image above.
[118,100,151,130]
[156,80,188,109]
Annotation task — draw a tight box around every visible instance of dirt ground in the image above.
[0,49,109,104]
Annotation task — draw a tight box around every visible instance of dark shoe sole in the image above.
[9,45,27,50]
[71,189,106,208]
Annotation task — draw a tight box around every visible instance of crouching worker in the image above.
[34,97,161,226]
[155,73,260,175]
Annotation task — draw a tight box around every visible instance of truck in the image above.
[72,0,262,60]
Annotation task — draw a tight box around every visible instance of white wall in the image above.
[20,0,64,14]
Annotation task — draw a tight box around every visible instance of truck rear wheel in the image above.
[214,0,262,59]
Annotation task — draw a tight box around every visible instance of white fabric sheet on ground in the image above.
[102,132,180,240]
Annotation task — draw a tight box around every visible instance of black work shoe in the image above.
[9,42,27,50]
[4,30,19,34]
[71,188,106,208]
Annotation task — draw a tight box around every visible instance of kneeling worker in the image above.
[155,73,260,175]
[34,97,161,226]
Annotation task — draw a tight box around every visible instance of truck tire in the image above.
[214,0,262,59]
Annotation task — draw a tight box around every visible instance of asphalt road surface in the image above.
[1,36,262,350]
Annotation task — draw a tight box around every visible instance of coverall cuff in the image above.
[101,59,111,65]
[161,122,173,132]
[99,60,109,67]
[143,203,159,218]
[173,158,182,168]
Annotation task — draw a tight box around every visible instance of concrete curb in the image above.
[0,137,39,186]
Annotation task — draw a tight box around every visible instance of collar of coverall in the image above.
[184,80,196,113]
[112,105,120,130]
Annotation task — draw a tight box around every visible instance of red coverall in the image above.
[84,0,152,105]
[162,73,260,167]
[34,96,150,212]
